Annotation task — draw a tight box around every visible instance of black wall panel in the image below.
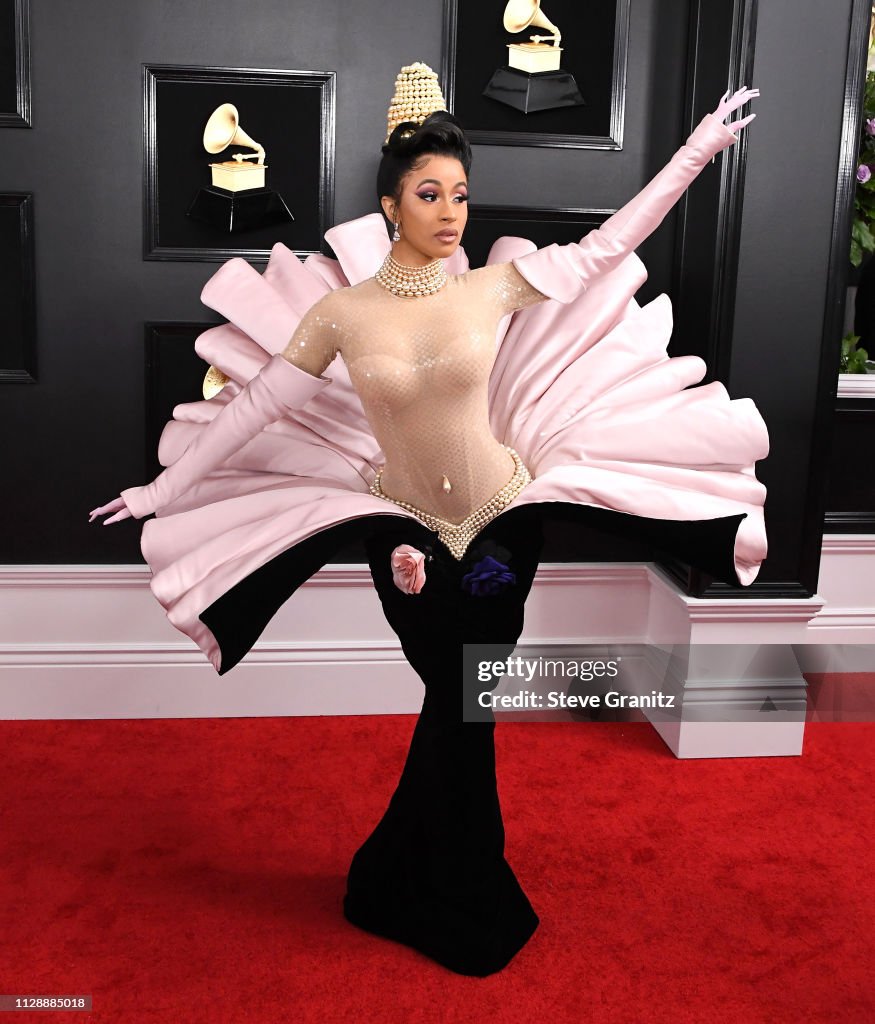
[0,0,860,605]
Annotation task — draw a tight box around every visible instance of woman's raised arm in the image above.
[510,87,758,304]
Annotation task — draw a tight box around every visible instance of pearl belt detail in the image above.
[369,445,532,560]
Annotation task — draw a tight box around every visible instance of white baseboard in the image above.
[2,538,873,759]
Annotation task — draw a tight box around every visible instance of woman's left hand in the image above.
[711,86,759,134]
[89,496,132,525]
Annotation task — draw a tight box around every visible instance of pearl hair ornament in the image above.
[385,61,449,144]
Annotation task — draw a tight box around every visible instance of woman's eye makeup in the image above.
[416,190,469,203]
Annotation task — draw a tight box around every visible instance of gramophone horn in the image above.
[202,364,229,400]
[503,0,561,44]
[202,102,262,157]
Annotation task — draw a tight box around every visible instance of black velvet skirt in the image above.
[198,497,749,974]
[342,503,545,977]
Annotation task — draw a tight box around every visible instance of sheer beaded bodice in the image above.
[282,260,547,554]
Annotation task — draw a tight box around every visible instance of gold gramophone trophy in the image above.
[187,102,294,233]
[483,0,585,114]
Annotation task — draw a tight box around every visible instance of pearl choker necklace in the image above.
[374,252,448,297]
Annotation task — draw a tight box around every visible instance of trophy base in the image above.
[209,161,267,192]
[186,187,295,233]
[482,66,586,114]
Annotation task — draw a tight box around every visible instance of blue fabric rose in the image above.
[461,554,516,597]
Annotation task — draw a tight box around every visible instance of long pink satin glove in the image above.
[512,87,759,302]
[89,353,331,524]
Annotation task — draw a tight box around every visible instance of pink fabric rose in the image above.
[390,544,427,595]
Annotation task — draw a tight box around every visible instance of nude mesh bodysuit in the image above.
[283,261,548,557]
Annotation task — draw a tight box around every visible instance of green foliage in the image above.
[845,72,875,377]
[840,332,870,373]
[851,72,875,267]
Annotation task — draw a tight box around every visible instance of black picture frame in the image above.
[142,319,374,564]
[463,203,610,269]
[824,397,875,531]
[465,204,671,567]
[144,322,216,481]
[0,192,36,383]
[441,0,630,150]
[0,0,31,128]
[143,64,336,263]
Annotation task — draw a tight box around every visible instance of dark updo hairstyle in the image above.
[376,110,472,233]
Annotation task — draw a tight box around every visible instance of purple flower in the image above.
[461,555,516,597]
[866,118,875,136]
[858,164,872,184]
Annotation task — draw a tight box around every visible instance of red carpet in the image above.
[0,715,872,1023]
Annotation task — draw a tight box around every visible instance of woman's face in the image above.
[381,153,469,265]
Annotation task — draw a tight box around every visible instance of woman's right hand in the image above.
[89,497,132,525]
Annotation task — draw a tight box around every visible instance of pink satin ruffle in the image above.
[137,212,768,671]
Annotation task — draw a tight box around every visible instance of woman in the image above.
[89,64,765,975]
